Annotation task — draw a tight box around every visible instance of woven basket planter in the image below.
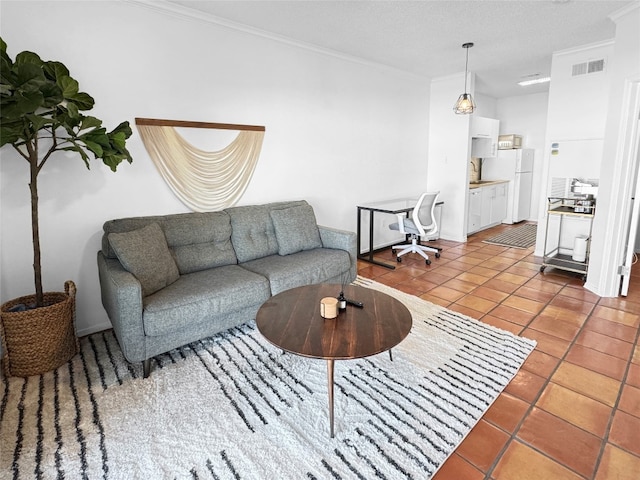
[0,280,79,377]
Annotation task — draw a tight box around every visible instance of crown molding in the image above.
[124,0,426,80]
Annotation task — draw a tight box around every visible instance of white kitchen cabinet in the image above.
[467,188,482,233]
[470,116,499,158]
[467,181,508,234]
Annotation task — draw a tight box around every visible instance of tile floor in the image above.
[357,222,640,480]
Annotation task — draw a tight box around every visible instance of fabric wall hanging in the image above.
[135,118,265,212]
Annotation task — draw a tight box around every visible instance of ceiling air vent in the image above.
[572,59,605,76]
[588,59,605,73]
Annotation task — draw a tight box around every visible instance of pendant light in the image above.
[453,42,476,115]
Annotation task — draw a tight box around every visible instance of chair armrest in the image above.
[97,252,146,363]
[318,225,358,282]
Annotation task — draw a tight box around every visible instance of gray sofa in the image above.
[97,200,356,377]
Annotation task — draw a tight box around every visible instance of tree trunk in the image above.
[29,153,43,307]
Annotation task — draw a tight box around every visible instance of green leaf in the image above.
[43,61,69,81]
[15,62,46,89]
[15,50,43,67]
[25,113,50,131]
[61,144,91,168]
[82,139,103,157]
[80,116,102,131]
[58,75,79,98]
[69,91,94,111]
[15,90,44,114]
[65,101,79,119]
[0,126,21,146]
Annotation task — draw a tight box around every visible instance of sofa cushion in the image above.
[142,265,270,337]
[241,248,351,295]
[108,223,180,297]
[226,200,308,263]
[270,204,323,256]
[163,212,237,274]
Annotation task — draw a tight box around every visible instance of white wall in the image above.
[587,4,640,296]
[0,1,431,335]
[496,92,549,221]
[427,73,473,241]
[534,40,615,258]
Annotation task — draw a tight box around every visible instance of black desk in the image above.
[356,198,415,269]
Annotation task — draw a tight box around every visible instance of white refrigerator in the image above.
[482,148,534,224]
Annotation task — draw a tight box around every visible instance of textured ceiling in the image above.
[163,0,632,98]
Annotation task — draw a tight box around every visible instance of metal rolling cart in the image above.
[540,196,595,281]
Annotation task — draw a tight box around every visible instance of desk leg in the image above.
[356,208,395,269]
[327,359,335,438]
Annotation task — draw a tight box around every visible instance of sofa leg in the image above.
[143,358,151,378]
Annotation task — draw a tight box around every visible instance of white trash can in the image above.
[572,235,588,262]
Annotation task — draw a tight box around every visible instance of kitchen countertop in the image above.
[469,179,509,189]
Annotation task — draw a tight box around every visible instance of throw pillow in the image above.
[108,222,180,297]
[270,204,323,256]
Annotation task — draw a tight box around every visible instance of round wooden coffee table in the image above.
[255,283,412,437]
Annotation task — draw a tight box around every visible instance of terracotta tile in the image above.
[575,330,633,360]
[538,304,588,327]
[599,296,640,315]
[502,295,546,315]
[455,294,497,314]
[420,271,455,284]
[618,384,640,418]
[432,454,484,480]
[442,278,478,294]
[536,383,612,437]
[516,407,601,478]
[492,441,583,480]
[490,305,535,327]
[471,286,510,303]
[550,294,596,315]
[447,303,483,320]
[627,362,640,388]
[550,362,620,407]
[565,344,628,381]
[504,368,546,403]
[520,329,571,358]
[457,419,510,471]
[522,350,561,378]
[482,278,520,294]
[456,272,490,286]
[527,315,581,342]
[608,409,640,457]
[523,278,564,294]
[428,286,466,302]
[512,285,556,303]
[634,344,640,365]
[584,316,638,343]
[434,265,467,277]
[495,271,530,286]
[592,305,640,328]
[595,443,640,480]
[558,284,601,303]
[480,315,524,335]
[483,392,530,433]
[418,293,452,308]
[467,265,502,278]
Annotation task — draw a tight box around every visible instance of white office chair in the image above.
[389,192,442,265]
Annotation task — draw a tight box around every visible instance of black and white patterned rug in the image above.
[483,223,538,249]
[1,278,535,479]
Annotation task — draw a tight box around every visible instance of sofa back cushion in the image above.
[102,212,237,274]
[225,200,310,263]
[270,204,323,255]
[108,222,180,297]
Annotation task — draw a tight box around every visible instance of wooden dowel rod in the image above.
[135,117,265,132]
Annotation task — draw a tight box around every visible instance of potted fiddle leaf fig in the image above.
[0,37,133,376]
